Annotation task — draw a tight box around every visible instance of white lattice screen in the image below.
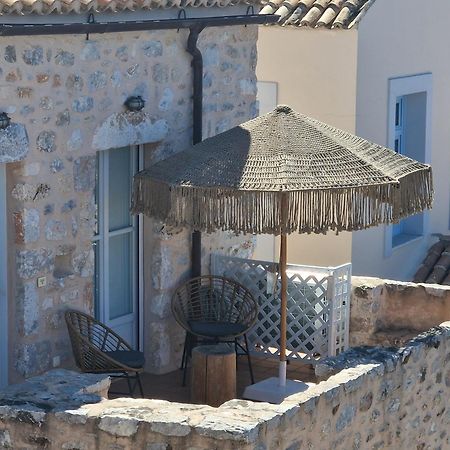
[211,255,351,362]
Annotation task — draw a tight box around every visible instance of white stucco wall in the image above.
[352,0,450,281]
[254,26,358,266]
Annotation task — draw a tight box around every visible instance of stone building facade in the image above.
[0,13,259,383]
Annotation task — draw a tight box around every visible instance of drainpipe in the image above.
[186,25,204,278]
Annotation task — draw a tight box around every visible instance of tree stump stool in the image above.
[190,344,236,407]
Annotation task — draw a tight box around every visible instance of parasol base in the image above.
[242,377,313,404]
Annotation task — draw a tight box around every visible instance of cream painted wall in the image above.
[352,0,450,281]
[254,27,358,266]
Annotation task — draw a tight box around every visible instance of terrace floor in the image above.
[109,353,317,404]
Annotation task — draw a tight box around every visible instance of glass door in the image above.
[0,164,8,387]
[93,147,139,348]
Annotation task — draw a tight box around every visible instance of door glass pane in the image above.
[94,153,100,236]
[392,221,404,237]
[109,147,131,231]
[109,232,133,320]
[93,241,100,318]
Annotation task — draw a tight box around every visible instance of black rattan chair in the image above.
[65,310,144,397]
[172,275,258,386]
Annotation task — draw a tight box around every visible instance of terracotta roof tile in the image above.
[260,0,375,29]
[414,236,450,285]
[0,0,258,15]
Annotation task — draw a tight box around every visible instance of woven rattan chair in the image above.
[65,310,144,397]
[172,275,258,386]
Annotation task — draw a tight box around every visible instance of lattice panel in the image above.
[328,264,352,356]
[211,255,351,362]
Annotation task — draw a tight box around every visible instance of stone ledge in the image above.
[1,323,449,447]
[0,369,110,422]
[92,112,168,151]
[317,322,450,381]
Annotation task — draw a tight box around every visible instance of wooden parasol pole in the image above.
[279,193,288,387]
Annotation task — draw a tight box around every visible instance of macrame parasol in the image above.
[132,105,433,398]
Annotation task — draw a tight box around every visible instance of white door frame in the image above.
[138,149,144,352]
[93,146,142,349]
[0,164,8,387]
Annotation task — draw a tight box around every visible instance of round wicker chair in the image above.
[172,275,258,386]
[65,310,144,397]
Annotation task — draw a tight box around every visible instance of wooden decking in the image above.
[109,354,317,404]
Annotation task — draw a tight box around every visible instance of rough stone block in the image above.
[22,46,43,65]
[4,45,16,63]
[17,248,54,279]
[72,249,94,278]
[92,112,168,151]
[67,129,83,152]
[14,340,52,377]
[0,123,29,163]
[72,96,94,113]
[14,208,40,243]
[45,219,67,241]
[80,42,100,61]
[73,156,96,192]
[37,130,56,152]
[142,40,163,57]
[55,49,75,66]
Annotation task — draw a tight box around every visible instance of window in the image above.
[257,81,278,115]
[385,74,432,255]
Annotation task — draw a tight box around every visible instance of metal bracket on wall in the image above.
[177,9,187,33]
[245,6,255,26]
[86,13,96,40]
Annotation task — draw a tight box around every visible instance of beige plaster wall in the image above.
[254,27,358,266]
[352,0,450,280]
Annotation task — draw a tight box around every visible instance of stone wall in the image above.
[350,276,450,347]
[1,322,449,449]
[2,24,259,381]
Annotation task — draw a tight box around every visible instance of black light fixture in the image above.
[0,112,11,130]
[125,96,145,112]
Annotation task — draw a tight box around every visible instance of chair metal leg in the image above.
[181,333,188,370]
[182,333,194,387]
[243,333,255,385]
[125,373,134,397]
[136,372,144,398]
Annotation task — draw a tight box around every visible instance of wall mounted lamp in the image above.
[125,96,145,112]
[0,112,11,130]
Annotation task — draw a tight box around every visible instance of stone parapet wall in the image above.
[3,25,259,381]
[350,276,450,347]
[1,323,449,449]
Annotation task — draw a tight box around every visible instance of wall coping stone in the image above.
[353,275,450,294]
[316,322,450,380]
[0,369,110,423]
[1,322,449,446]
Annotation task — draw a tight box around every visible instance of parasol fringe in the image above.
[131,166,433,235]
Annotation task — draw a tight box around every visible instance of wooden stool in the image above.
[190,344,236,407]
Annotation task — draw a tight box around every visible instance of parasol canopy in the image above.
[132,105,433,235]
[132,105,433,400]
